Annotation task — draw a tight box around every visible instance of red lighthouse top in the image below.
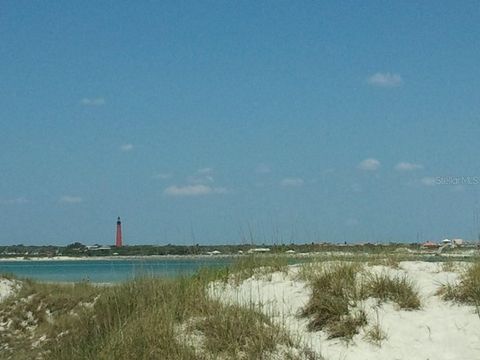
[115,216,123,247]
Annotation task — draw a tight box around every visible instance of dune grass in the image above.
[0,279,101,360]
[439,261,480,314]
[209,254,290,285]
[0,259,306,360]
[299,262,420,340]
[364,273,421,309]
[43,275,303,360]
[363,322,388,346]
[299,263,367,339]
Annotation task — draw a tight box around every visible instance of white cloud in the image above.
[164,184,227,197]
[280,177,304,187]
[187,168,215,184]
[255,164,271,174]
[395,162,424,171]
[59,196,83,203]
[367,72,403,87]
[80,97,106,106]
[358,158,381,171]
[120,144,134,152]
[0,197,28,205]
[420,177,436,186]
[153,173,173,180]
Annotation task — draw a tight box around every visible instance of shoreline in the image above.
[0,254,243,262]
[0,249,478,262]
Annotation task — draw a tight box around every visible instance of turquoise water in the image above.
[0,258,234,283]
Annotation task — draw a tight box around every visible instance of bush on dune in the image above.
[299,262,421,340]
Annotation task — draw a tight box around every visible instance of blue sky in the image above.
[1,1,480,245]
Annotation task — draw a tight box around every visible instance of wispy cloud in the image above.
[280,177,304,187]
[255,164,271,174]
[367,72,403,87]
[120,144,134,152]
[59,196,83,204]
[165,168,229,196]
[358,158,381,171]
[395,162,424,171]
[0,197,28,205]
[164,184,227,197]
[80,97,106,106]
[187,168,215,184]
[420,177,436,186]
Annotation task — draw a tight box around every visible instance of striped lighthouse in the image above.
[115,216,123,247]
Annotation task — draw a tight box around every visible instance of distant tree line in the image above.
[0,242,422,258]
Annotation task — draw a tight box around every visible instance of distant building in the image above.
[207,250,221,255]
[452,238,464,246]
[422,241,438,249]
[247,248,271,254]
[89,245,111,251]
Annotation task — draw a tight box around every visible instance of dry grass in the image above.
[0,267,306,360]
[439,261,480,314]
[299,262,420,340]
[192,304,294,359]
[364,272,421,310]
[211,254,290,285]
[367,255,401,269]
[363,323,388,346]
[0,279,101,360]
[299,263,366,339]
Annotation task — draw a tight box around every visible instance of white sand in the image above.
[0,278,19,302]
[209,261,480,360]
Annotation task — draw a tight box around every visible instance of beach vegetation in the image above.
[0,267,307,360]
[363,323,388,346]
[299,263,366,339]
[439,261,480,313]
[209,254,290,284]
[363,272,421,310]
[299,262,420,340]
[0,278,101,359]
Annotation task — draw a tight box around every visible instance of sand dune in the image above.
[210,261,480,360]
[0,278,19,303]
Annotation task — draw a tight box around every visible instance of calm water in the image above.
[0,258,234,283]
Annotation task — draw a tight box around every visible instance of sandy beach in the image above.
[210,261,480,360]
[1,259,479,359]
[0,279,19,303]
